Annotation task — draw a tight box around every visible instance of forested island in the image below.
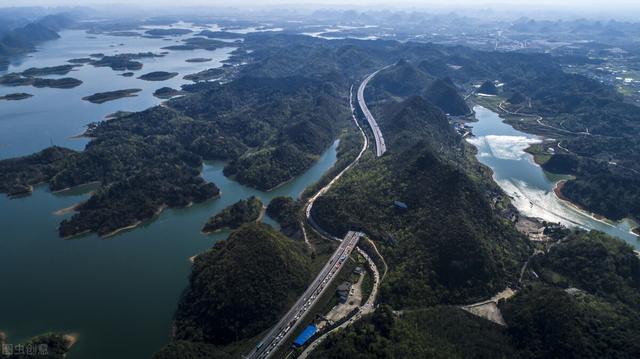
[196,30,243,39]
[0,92,32,100]
[185,57,212,63]
[202,196,263,233]
[145,28,192,36]
[0,36,347,237]
[0,74,82,89]
[82,89,142,103]
[89,52,164,71]
[21,64,80,76]
[162,37,229,51]
[138,71,178,81]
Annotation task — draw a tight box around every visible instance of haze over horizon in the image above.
[1,0,640,12]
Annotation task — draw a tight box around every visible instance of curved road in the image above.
[357,66,390,157]
[247,85,372,359]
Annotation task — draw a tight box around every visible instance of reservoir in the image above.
[468,105,639,248]
[0,23,337,359]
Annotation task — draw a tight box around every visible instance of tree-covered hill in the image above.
[266,196,304,238]
[531,230,640,309]
[311,230,640,359]
[424,77,471,116]
[370,59,433,97]
[367,60,470,116]
[311,93,529,307]
[202,196,263,233]
[0,14,73,69]
[169,75,350,190]
[310,306,517,359]
[155,223,311,356]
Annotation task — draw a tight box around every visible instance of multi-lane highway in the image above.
[304,86,369,240]
[247,76,390,359]
[246,231,362,359]
[357,67,390,157]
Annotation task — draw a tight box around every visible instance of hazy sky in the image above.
[1,0,640,19]
[0,0,638,9]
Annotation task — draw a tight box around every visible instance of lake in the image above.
[0,23,337,359]
[468,105,639,248]
[0,23,235,160]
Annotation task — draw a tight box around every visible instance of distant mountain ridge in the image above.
[0,14,74,70]
[368,59,470,116]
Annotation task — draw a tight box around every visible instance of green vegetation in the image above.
[523,143,552,165]
[145,28,192,36]
[82,89,142,104]
[153,87,183,99]
[266,196,303,237]
[185,57,212,63]
[0,74,82,89]
[0,107,221,237]
[196,30,243,39]
[313,94,529,307]
[0,46,349,237]
[0,146,77,197]
[183,68,224,81]
[225,144,315,190]
[424,78,470,116]
[502,285,640,359]
[67,58,93,64]
[478,80,498,95]
[313,231,640,359]
[202,196,262,233]
[89,52,163,71]
[368,60,469,116]
[21,64,79,76]
[311,306,516,359]
[163,37,229,51]
[138,71,178,81]
[507,91,526,104]
[0,92,32,101]
[156,223,311,355]
[171,76,349,191]
[531,230,640,309]
[542,154,640,221]
[0,14,71,70]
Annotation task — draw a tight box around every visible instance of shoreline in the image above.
[63,333,79,350]
[53,203,80,216]
[51,181,101,194]
[553,180,632,230]
[103,205,167,238]
[474,102,637,237]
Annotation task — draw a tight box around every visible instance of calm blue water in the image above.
[468,105,639,248]
[0,24,338,359]
[0,25,234,160]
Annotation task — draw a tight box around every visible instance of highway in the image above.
[357,66,390,157]
[247,81,383,359]
[304,86,368,238]
[246,231,362,359]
